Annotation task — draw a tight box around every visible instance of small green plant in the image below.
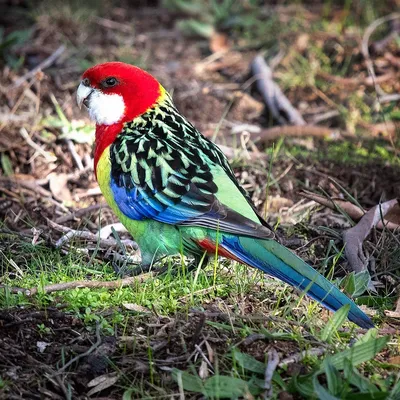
[37,323,52,336]
[340,271,371,298]
[172,330,390,399]
[0,27,32,69]
[0,377,7,390]
[0,153,13,176]
[162,0,302,49]
[42,94,95,145]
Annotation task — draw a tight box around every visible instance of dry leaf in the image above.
[359,121,400,141]
[384,310,400,318]
[388,355,400,365]
[301,191,400,230]
[36,341,50,353]
[295,33,310,53]
[209,32,230,53]
[385,203,400,225]
[48,172,72,201]
[122,303,151,313]
[199,360,209,379]
[266,196,294,213]
[205,340,214,363]
[87,373,119,396]
[232,93,264,120]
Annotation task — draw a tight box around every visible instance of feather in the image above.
[208,236,373,329]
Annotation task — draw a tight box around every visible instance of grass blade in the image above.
[321,304,350,342]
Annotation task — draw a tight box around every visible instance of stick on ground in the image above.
[12,45,66,88]
[0,273,152,297]
[251,55,306,126]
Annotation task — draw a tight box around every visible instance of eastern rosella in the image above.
[77,62,373,329]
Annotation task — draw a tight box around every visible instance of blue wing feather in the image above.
[110,175,273,239]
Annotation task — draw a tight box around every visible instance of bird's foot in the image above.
[157,255,209,277]
[113,262,163,277]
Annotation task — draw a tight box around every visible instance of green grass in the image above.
[284,139,400,166]
[1,235,318,323]
[1,231,399,399]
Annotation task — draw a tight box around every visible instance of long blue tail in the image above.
[220,236,373,329]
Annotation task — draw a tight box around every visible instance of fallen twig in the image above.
[264,348,279,400]
[94,16,132,33]
[0,176,52,198]
[278,347,326,368]
[65,139,84,170]
[19,127,57,162]
[343,199,399,273]
[217,143,266,160]
[12,45,66,88]
[54,322,101,375]
[242,333,266,346]
[300,190,400,230]
[55,204,106,224]
[361,13,400,96]
[317,71,396,88]
[372,18,400,54]
[46,218,138,249]
[194,344,214,372]
[256,125,341,143]
[0,273,152,297]
[251,55,306,126]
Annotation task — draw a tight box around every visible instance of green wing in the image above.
[109,94,274,240]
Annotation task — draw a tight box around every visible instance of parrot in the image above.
[76,62,373,329]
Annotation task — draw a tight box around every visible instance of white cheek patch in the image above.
[88,91,126,125]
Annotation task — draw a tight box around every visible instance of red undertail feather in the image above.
[197,239,242,263]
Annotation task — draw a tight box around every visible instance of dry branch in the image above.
[278,347,326,368]
[300,190,400,230]
[361,12,400,96]
[55,204,106,224]
[46,218,138,249]
[343,199,399,273]
[53,323,102,375]
[12,45,66,88]
[0,176,52,198]
[264,348,279,400]
[256,125,340,143]
[0,273,152,297]
[251,55,306,126]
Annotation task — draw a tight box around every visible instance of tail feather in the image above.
[220,236,373,329]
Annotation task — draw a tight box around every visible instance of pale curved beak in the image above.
[77,82,94,110]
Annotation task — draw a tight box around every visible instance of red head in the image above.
[77,62,161,125]
[77,62,162,173]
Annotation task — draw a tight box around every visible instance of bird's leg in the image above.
[187,253,210,274]
[112,261,141,277]
[112,255,168,277]
[111,256,139,276]
[114,252,210,277]
[157,253,210,276]
[123,263,153,276]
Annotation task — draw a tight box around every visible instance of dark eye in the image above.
[82,78,90,86]
[102,77,118,88]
